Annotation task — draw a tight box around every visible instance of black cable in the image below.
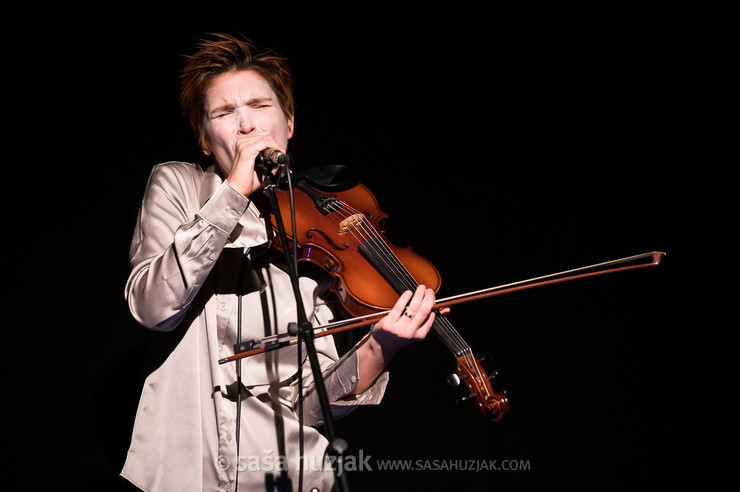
[284,164,306,491]
[235,252,245,491]
[263,165,349,492]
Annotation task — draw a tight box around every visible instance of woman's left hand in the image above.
[349,285,449,394]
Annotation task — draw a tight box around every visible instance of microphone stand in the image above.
[260,167,350,492]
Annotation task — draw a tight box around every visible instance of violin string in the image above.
[342,207,472,356]
[330,201,414,288]
[331,200,422,294]
[316,199,469,355]
[328,200,471,356]
[335,201,472,357]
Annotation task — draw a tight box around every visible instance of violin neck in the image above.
[358,238,414,292]
[431,317,471,357]
[358,239,470,357]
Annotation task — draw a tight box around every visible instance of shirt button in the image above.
[226,432,232,441]
[350,375,357,383]
[220,303,228,311]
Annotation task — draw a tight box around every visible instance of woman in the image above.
[121,34,440,491]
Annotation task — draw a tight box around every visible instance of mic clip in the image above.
[257,149,288,170]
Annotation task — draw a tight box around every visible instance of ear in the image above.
[287,114,295,139]
[199,132,212,156]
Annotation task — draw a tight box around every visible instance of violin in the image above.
[220,166,665,423]
[273,171,510,421]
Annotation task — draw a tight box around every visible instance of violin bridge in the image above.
[338,213,365,235]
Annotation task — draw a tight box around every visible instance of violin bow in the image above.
[219,251,665,364]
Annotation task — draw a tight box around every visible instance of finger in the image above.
[415,310,436,339]
[403,285,428,320]
[234,131,279,160]
[410,288,437,334]
[420,287,436,313]
[408,286,436,319]
[391,290,414,321]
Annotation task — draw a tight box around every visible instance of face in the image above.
[201,69,294,175]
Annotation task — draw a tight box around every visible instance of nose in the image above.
[236,107,256,135]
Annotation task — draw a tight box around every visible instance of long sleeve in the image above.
[293,346,389,427]
[288,299,389,427]
[125,161,250,331]
[122,162,390,491]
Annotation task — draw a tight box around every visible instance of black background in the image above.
[10,5,732,491]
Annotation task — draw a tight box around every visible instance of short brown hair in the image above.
[179,33,294,148]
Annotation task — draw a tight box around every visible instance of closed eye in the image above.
[208,97,275,118]
[209,106,235,119]
[249,97,273,109]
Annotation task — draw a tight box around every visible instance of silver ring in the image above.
[404,311,414,318]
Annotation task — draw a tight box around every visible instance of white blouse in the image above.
[121,161,388,491]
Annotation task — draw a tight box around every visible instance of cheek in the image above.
[273,118,293,146]
[202,128,237,175]
[204,121,235,152]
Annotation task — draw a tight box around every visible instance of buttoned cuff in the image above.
[301,347,389,426]
[329,347,389,407]
[197,181,250,234]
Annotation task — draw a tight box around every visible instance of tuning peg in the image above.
[488,370,500,382]
[458,392,477,404]
[445,373,466,387]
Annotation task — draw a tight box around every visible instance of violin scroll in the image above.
[453,355,510,422]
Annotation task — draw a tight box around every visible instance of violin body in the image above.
[269,182,442,317]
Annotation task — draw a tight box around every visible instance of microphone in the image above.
[256,148,289,169]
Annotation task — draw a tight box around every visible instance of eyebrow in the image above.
[209,97,274,114]
[246,97,273,105]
